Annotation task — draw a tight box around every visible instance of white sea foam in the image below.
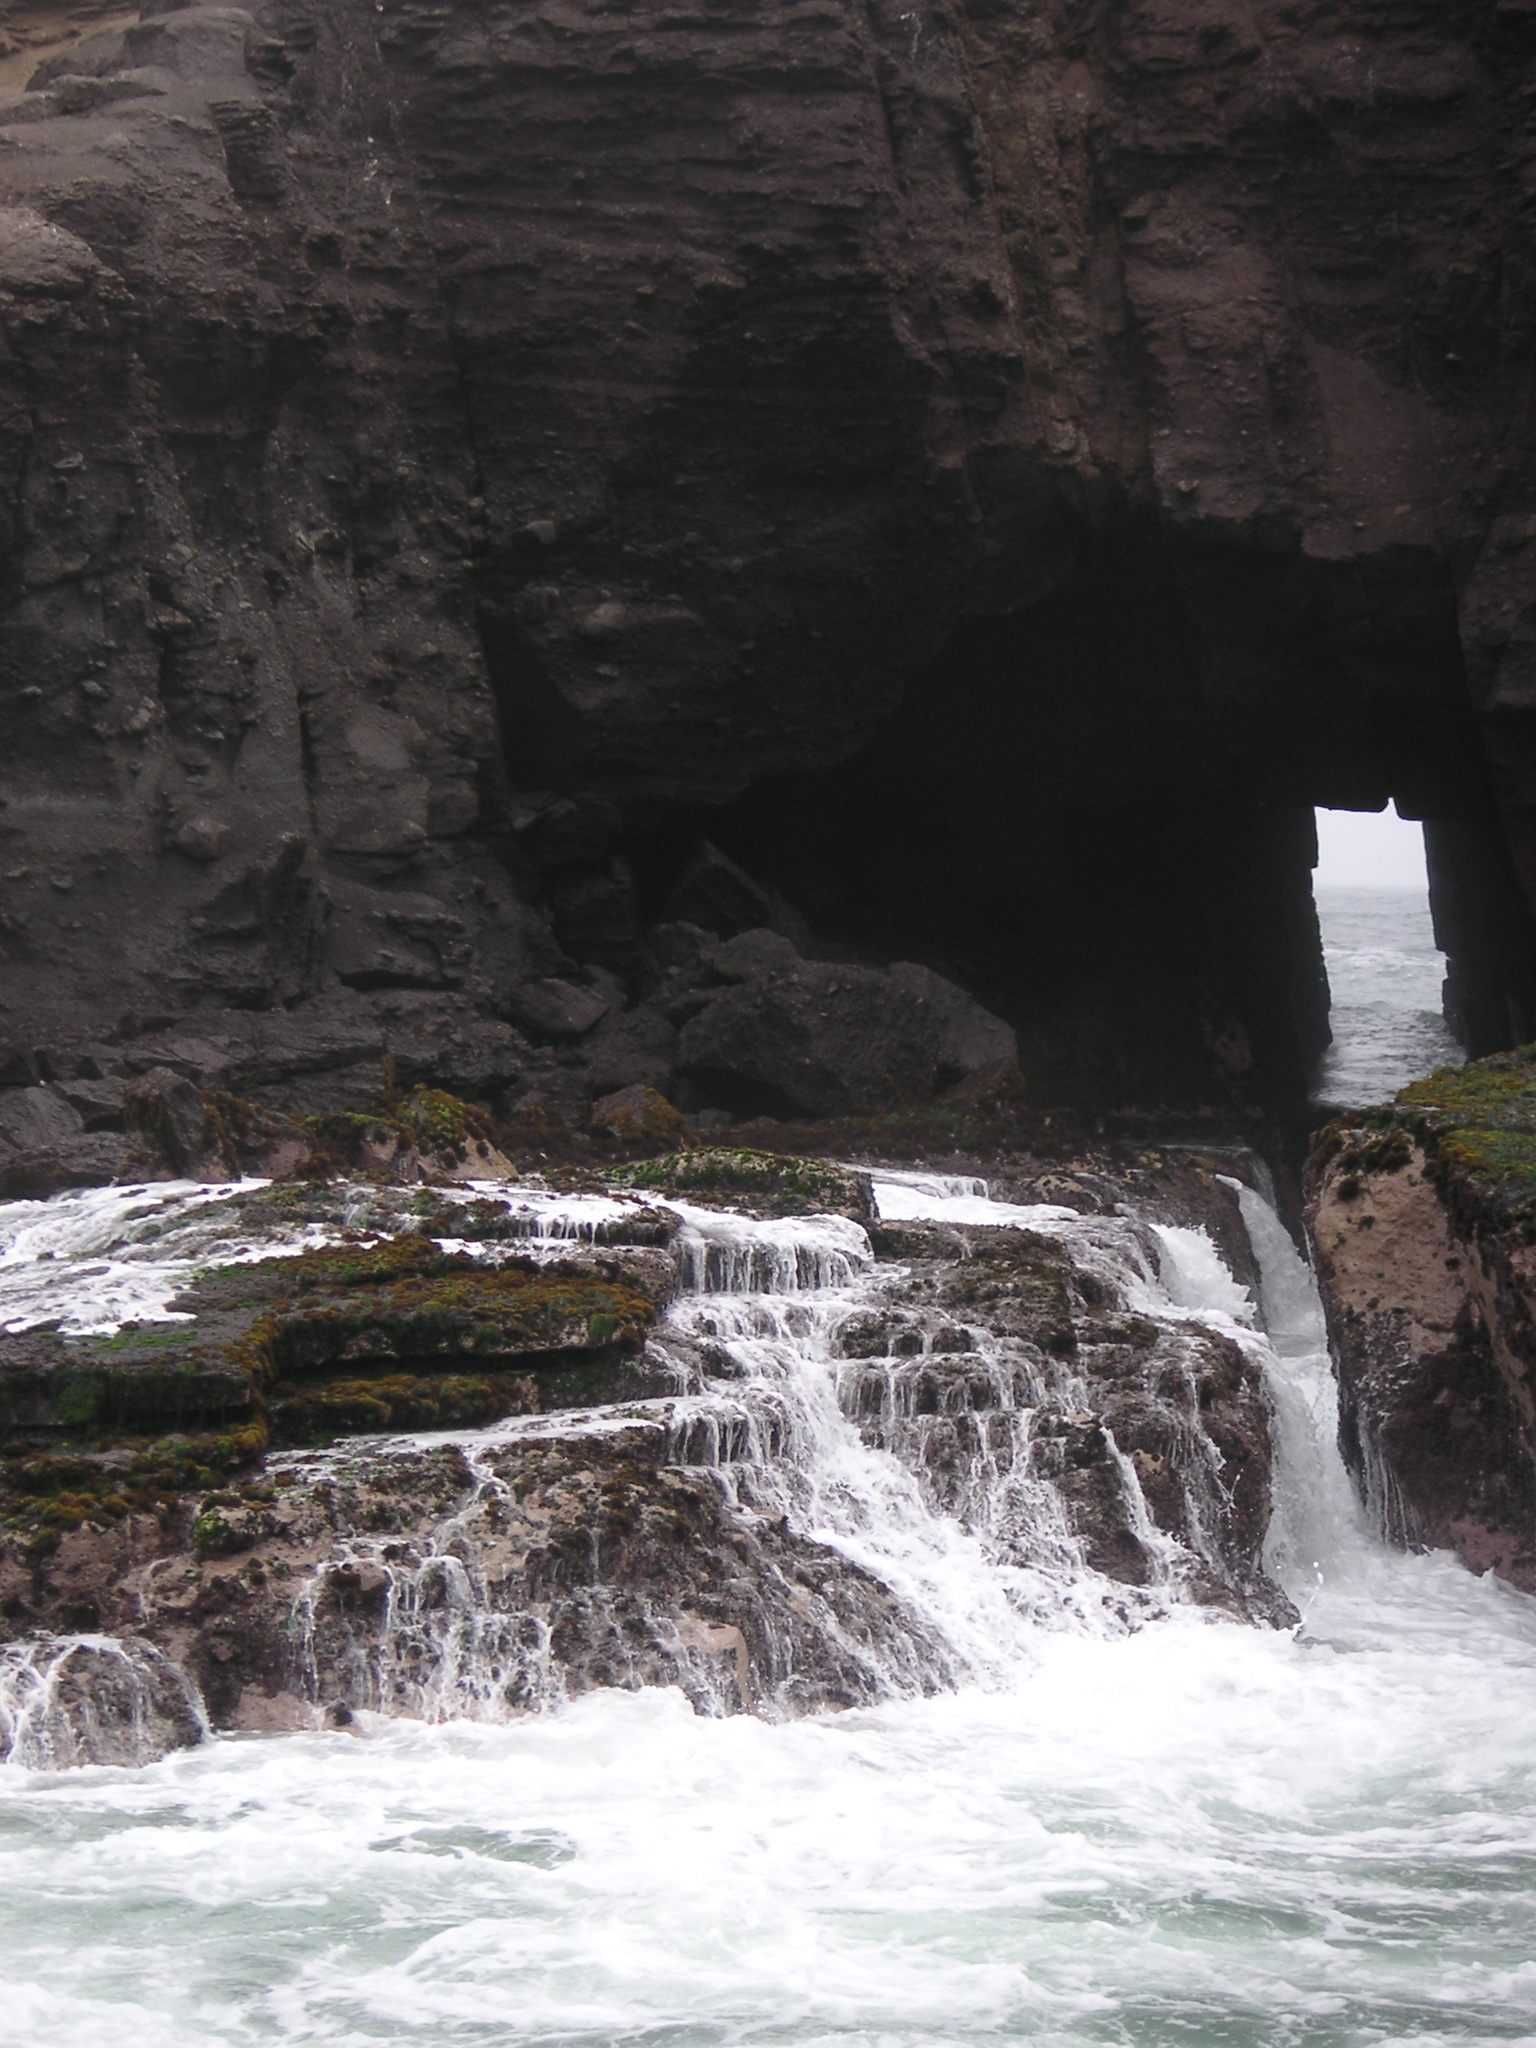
[457,1182,663,1243]
[0,1180,674,1335]
[871,1179,1081,1228]
[1150,1220,1257,1324]
[0,1179,286,1334]
[670,1200,872,1293]
[2,1166,1535,2041]
[2,1613,1534,2045]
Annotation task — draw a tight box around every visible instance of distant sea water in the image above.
[1313,885,1465,1107]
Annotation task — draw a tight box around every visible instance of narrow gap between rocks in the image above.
[1311,806,1466,1111]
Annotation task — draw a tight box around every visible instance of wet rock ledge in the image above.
[1307,1047,1536,1590]
[2,1123,1295,1766]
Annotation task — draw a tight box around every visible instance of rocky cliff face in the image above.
[4,0,1536,1116]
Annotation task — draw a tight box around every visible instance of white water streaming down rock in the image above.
[0,1177,669,1340]
[266,1183,1175,1725]
[671,1201,872,1295]
[0,1178,282,1334]
[664,1246,1038,1691]
[3,1171,1536,2040]
[0,1635,205,1769]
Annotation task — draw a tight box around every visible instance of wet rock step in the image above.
[1,1234,683,1502]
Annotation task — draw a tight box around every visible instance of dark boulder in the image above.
[0,1086,85,1155]
[706,928,802,983]
[122,1066,218,1177]
[663,843,776,940]
[384,1010,530,1105]
[508,978,611,1044]
[583,1004,679,1096]
[677,946,1018,1116]
[0,1085,136,1197]
[52,1075,129,1131]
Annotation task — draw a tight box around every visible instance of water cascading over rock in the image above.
[0,1633,204,1769]
[2,1156,1308,1758]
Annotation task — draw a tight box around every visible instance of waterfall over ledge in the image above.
[0,1140,1448,1764]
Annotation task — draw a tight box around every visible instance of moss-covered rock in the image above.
[0,1328,256,1440]
[169,1242,672,1462]
[589,1085,690,1149]
[294,1084,515,1182]
[609,1147,871,1219]
[1305,1043,1536,1592]
[1313,1044,1536,1231]
[399,1189,679,1249]
[2,1426,269,1545]
[0,1229,676,1512]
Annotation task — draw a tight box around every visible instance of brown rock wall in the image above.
[1307,1104,1536,1589]
[3,0,1536,1105]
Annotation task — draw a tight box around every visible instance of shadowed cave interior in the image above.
[528,518,1536,1119]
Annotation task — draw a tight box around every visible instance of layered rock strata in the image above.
[3,0,1536,1111]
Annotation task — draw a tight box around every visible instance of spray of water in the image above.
[3,1167,1536,2041]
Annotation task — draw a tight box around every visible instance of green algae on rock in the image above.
[0,1225,680,1564]
[2,1426,271,1550]
[589,1085,691,1149]
[1316,1045,1536,1229]
[609,1148,872,1219]
[1306,1043,1536,1592]
[294,1084,517,1182]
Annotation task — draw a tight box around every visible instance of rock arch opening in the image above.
[1312,807,1464,1109]
[621,519,1536,1122]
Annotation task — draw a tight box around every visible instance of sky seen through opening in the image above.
[1314,805,1430,890]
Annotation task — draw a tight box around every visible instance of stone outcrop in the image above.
[1306,1051,1536,1590]
[0,1632,205,1770]
[673,935,1018,1117]
[0,1217,677,1446]
[0,926,1019,1190]
[3,0,1536,1113]
[2,1142,1294,1756]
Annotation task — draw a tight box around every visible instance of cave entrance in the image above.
[1311,806,1464,1109]
[623,517,1536,1120]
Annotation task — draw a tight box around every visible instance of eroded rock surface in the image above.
[1307,1051,1536,1589]
[2,1143,1294,1759]
[2,0,1536,1113]
[0,940,1021,1195]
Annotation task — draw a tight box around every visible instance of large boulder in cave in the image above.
[676,944,1018,1116]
